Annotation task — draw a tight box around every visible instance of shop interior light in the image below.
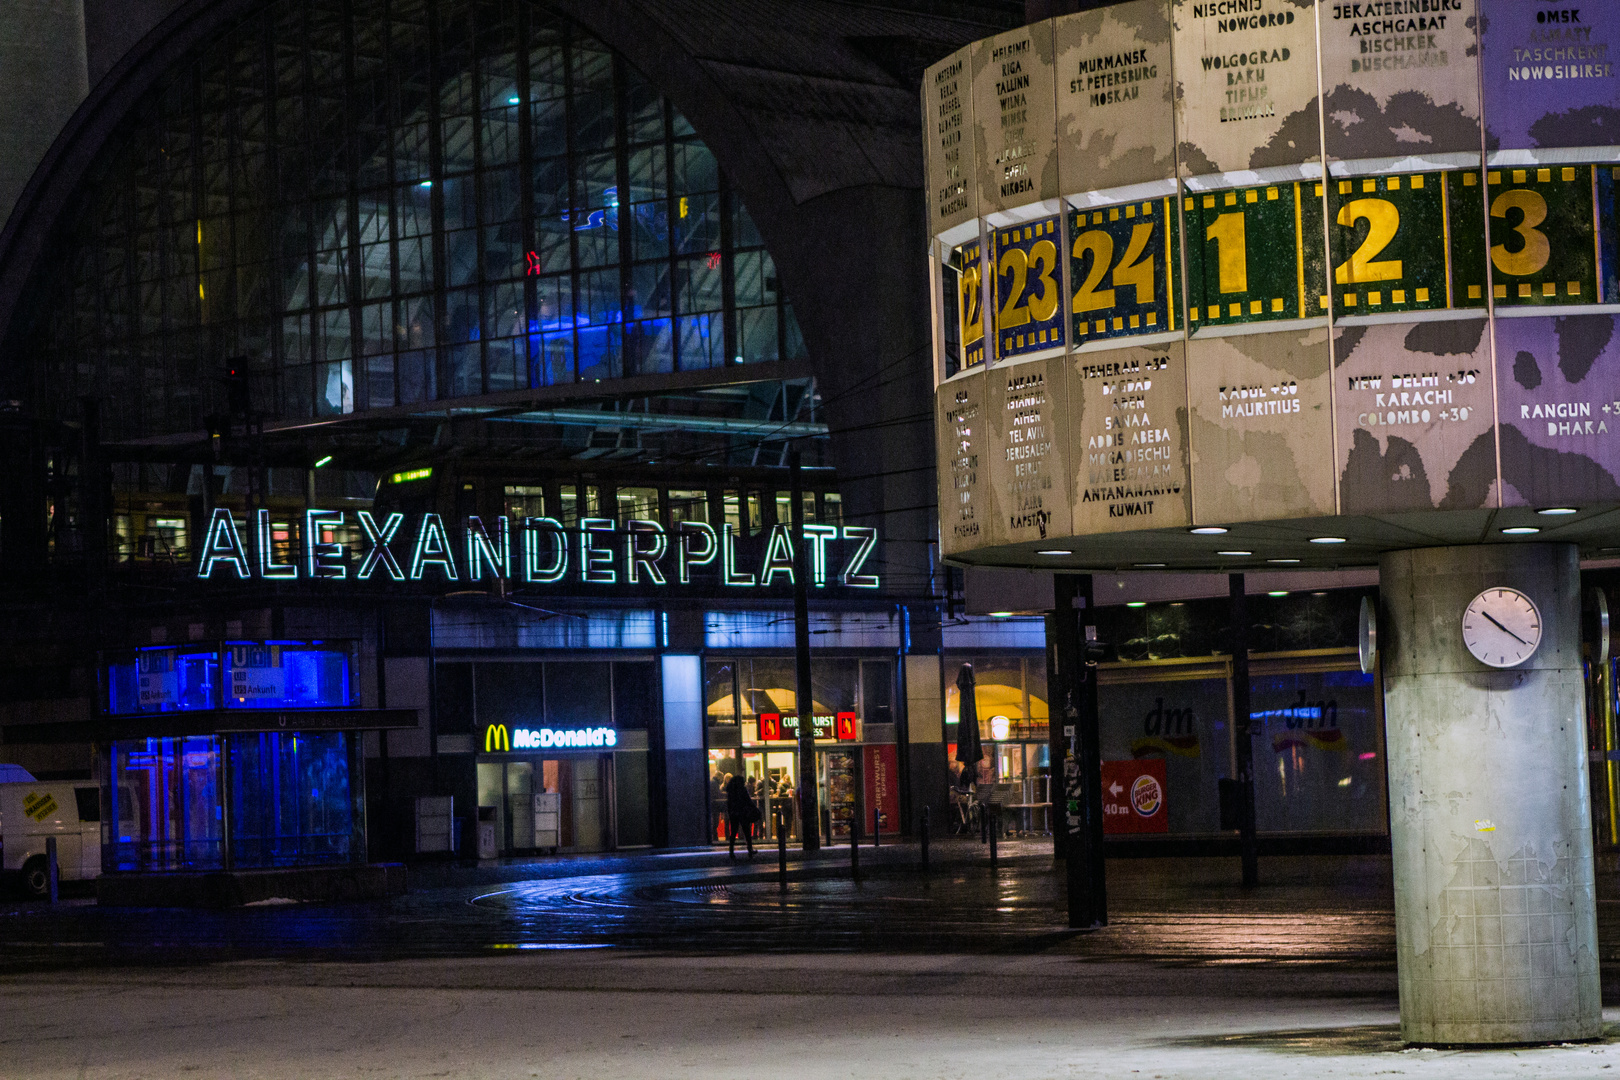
[314,455,333,468]
[1134,562,1166,568]
[508,96,521,104]
[1036,549,1072,556]
[988,611,1013,617]
[1126,601,1146,608]
[1267,558,1300,564]
[1309,536,1347,544]
[1536,507,1579,515]
[1217,550,1252,556]
[1190,526,1227,535]
[1502,526,1541,535]
[1268,590,1288,597]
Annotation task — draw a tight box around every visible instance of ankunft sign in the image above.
[194,509,881,590]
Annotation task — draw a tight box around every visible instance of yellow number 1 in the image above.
[1206,212,1247,294]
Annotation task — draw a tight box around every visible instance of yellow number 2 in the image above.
[1490,188,1551,277]
[1334,198,1402,284]
[1071,230,1116,313]
[1206,212,1247,294]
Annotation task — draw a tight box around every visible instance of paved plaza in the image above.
[2,845,1619,1077]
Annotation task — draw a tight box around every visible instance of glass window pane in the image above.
[229,731,353,868]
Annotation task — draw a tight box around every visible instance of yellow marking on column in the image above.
[1294,181,1306,318]
[1441,170,1453,307]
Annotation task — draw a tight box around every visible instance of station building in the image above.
[0,0,1039,875]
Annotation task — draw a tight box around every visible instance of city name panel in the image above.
[927,0,1620,561]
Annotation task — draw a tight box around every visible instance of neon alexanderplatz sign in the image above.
[194,509,880,589]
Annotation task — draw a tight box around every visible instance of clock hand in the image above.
[1481,610,1529,647]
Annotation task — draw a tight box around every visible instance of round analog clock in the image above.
[1462,587,1543,668]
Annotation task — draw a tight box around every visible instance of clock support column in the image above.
[1381,543,1599,1044]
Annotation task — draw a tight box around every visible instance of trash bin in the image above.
[477,806,498,860]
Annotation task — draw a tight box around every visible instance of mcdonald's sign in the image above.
[485,724,510,752]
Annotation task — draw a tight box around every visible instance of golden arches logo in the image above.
[485,724,510,752]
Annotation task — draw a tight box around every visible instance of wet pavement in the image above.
[8,844,1620,1077]
[0,841,1408,969]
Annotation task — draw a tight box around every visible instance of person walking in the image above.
[725,771,756,860]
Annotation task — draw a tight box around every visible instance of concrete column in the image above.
[1382,544,1600,1044]
[0,0,89,230]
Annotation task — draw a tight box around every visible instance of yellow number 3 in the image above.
[1490,188,1551,277]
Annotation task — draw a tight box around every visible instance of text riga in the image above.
[194,508,880,589]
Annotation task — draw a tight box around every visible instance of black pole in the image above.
[920,806,930,870]
[1230,574,1258,886]
[1047,576,1083,864]
[1064,574,1106,928]
[777,808,788,894]
[989,804,998,868]
[873,802,880,848]
[45,836,59,905]
[850,801,861,881]
[790,450,820,851]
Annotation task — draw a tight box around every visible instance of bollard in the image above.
[850,813,860,882]
[777,809,788,895]
[989,805,998,869]
[873,804,880,849]
[45,836,59,905]
[919,806,930,871]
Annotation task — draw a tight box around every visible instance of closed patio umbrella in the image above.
[955,663,983,771]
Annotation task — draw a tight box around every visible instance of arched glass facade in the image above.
[11,0,805,441]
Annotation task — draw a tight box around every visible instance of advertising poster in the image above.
[1101,758,1169,834]
[1333,318,1496,513]
[1249,668,1384,834]
[1098,674,1227,834]
[863,744,901,834]
[1068,339,1192,534]
[1318,0,1482,161]
[923,45,978,236]
[826,750,856,841]
[1054,0,1176,196]
[972,23,1059,217]
[937,371,989,557]
[1480,0,1620,151]
[1186,327,1336,523]
[1173,0,1322,176]
[1492,315,1620,505]
[986,354,1072,549]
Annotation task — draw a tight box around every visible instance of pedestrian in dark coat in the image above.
[725,772,755,859]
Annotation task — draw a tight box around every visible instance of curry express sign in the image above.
[195,509,880,589]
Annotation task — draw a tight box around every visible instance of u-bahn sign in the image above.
[193,508,880,589]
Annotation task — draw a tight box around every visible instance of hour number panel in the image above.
[992,217,1064,359]
[1067,199,1179,347]
[1183,183,1327,331]
[954,238,986,369]
[1328,171,1485,318]
[1486,166,1598,308]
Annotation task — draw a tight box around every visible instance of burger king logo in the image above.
[1130,774,1163,818]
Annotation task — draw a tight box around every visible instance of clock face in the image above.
[1462,587,1543,668]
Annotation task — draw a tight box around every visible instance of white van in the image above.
[0,768,103,897]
